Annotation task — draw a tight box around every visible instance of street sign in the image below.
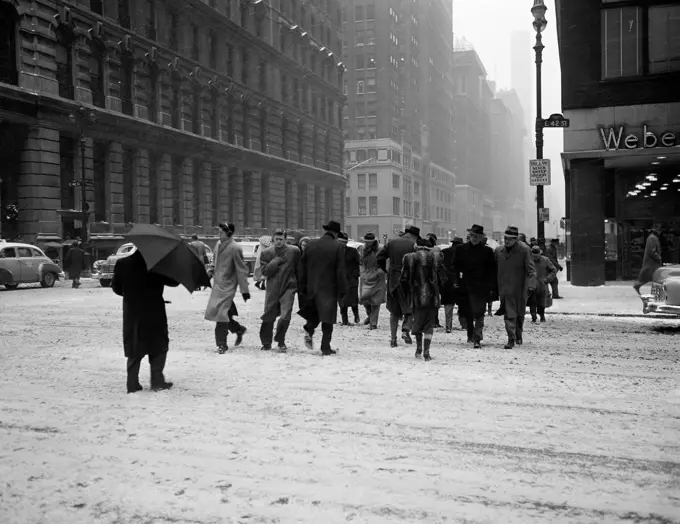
[542,113,570,128]
[529,159,551,186]
[539,208,550,222]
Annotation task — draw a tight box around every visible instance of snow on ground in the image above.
[0,279,678,523]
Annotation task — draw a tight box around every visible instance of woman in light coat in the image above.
[205,223,250,353]
[359,232,386,329]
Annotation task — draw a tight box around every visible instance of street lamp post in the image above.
[68,106,97,244]
[531,0,548,251]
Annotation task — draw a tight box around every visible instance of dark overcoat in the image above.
[376,233,418,314]
[341,245,360,308]
[454,242,497,315]
[298,234,347,325]
[440,244,460,305]
[530,255,557,308]
[112,251,179,359]
[65,247,87,279]
[400,247,447,309]
[495,242,536,318]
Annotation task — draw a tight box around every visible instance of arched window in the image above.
[0,4,18,86]
[55,27,75,99]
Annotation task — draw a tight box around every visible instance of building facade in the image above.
[0,0,346,254]
[341,0,456,240]
[556,0,680,285]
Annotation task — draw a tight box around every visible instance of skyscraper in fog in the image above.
[510,30,536,237]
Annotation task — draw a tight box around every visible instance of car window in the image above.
[17,247,32,257]
[31,248,46,258]
[0,248,15,258]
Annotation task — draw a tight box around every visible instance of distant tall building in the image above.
[510,30,536,237]
[341,0,456,240]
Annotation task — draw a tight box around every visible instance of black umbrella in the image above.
[125,224,211,293]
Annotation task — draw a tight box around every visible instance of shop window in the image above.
[648,5,680,74]
[89,42,107,108]
[118,0,131,29]
[0,5,18,86]
[120,53,134,116]
[56,29,75,99]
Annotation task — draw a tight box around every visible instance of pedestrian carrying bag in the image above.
[545,292,553,309]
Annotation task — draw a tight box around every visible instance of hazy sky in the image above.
[452,0,565,225]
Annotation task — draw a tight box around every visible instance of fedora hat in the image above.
[467,224,485,236]
[531,245,542,255]
[362,232,377,242]
[504,225,519,238]
[322,220,342,234]
[404,225,421,238]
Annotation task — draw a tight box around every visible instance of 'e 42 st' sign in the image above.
[599,125,678,151]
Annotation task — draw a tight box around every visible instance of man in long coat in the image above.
[400,239,447,361]
[65,241,87,289]
[257,229,300,352]
[529,245,557,323]
[112,249,178,393]
[633,225,663,295]
[377,225,419,347]
[441,235,466,333]
[298,220,347,355]
[338,232,361,325]
[495,226,536,349]
[545,239,563,298]
[205,223,251,353]
[453,224,497,348]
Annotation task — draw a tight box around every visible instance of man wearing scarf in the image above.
[400,238,447,361]
[258,229,300,352]
[377,225,420,348]
[495,226,536,349]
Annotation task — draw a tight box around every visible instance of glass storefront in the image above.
[609,170,680,280]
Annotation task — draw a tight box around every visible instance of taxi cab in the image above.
[641,265,680,315]
[0,240,65,289]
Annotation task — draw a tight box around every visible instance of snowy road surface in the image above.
[1,281,678,523]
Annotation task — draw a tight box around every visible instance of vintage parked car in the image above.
[0,241,66,289]
[641,264,680,315]
[94,242,137,287]
[236,240,259,275]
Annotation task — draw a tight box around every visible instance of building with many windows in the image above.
[556,0,680,285]
[0,0,346,254]
[341,0,456,240]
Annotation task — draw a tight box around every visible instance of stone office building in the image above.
[556,0,680,285]
[0,0,346,253]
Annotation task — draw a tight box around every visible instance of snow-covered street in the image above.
[1,280,678,523]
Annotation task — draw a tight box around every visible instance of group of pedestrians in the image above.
[112,218,562,393]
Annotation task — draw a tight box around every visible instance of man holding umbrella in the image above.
[115,224,211,393]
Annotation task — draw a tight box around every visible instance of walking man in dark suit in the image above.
[298,220,347,355]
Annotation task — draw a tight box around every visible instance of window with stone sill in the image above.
[56,28,75,100]
[357,173,366,190]
[118,0,131,29]
[368,173,377,189]
[120,53,134,116]
[144,0,157,40]
[369,196,378,216]
[358,197,367,216]
[168,12,179,51]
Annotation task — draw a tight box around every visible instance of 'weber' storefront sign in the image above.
[599,125,678,151]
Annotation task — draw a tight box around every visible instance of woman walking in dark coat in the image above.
[112,249,178,393]
[338,232,361,325]
[65,241,87,289]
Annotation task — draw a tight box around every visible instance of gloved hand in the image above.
[242,293,251,302]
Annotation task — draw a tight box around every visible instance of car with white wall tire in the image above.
[0,241,65,290]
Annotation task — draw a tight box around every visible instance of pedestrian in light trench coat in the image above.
[528,246,557,323]
[359,232,386,329]
[633,225,663,295]
[257,229,300,352]
[205,223,250,353]
[495,226,536,349]
[337,232,361,325]
[112,249,178,393]
[297,220,347,355]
